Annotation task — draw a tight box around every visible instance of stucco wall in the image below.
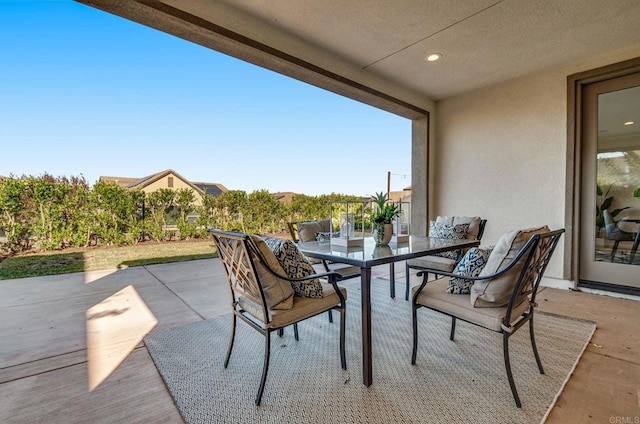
[433,47,640,280]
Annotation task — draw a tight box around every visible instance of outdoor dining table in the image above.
[297,235,480,387]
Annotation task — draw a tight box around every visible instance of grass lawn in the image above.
[0,240,217,280]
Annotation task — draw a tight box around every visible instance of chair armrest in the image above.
[255,253,341,284]
[245,233,345,303]
[258,256,346,303]
[413,267,500,293]
[413,259,526,281]
[412,232,545,299]
[284,270,345,304]
[285,270,341,283]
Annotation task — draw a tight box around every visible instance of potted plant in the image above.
[370,192,401,245]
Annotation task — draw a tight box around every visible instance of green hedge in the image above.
[0,174,365,254]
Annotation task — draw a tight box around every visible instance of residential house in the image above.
[388,186,411,204]
[271,191,298,203]
[192,181,229,197]
[99,169,228,207]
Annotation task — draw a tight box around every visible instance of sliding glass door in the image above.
[579,72,640,288]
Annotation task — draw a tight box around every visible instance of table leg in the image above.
[361,266,372,386]
[389,263,395,298]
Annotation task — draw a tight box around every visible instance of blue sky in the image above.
[0,1,411,196]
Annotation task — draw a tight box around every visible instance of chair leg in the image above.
[277,328,284,337]
[339,307,347,369]
[411,305,419,365]
[449,316,457,341]
[255,330,271,406]
[224,313,237,368]
[405,263,410,301]
[328,310,334,323]
[611,241,620,262]
[503,333,522,408]
[630,235,640,264]
[529,316,544,374]
[293,323,299,341]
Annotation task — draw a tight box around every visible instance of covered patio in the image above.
[0,259,638,422]
[3,0,639,421]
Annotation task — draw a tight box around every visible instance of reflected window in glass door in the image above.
[595,86,640,265]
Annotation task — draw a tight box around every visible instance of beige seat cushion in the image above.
[318,219,331,232]
[297,221,322,242]
[297,219,332,242]
[239,282,347,328]
[406,255,457,273]
[248,235,295,310]
[471,226,550,307]
[413,278,529,332]
[436,216,482,240]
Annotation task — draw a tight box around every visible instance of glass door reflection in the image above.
[595,86,640,266]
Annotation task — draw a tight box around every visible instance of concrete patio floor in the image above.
[0,259,638,423]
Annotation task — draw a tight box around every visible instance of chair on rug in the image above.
[288,220,361,281]
[290,219,402,298]
[411,226,564,408]
[404,216,487,300]
[210,229,347,406]
[603,209,636,262]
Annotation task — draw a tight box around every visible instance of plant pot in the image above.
[372,223,393,245]
[372,245,392,258]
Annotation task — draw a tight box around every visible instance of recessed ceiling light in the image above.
[425,53,442,62]
[624,121,634,126]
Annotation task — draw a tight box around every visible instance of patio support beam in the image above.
[76,0,431,121]
[411,117,429,236]
[77,0,434,234]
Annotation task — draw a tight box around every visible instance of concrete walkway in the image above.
[0,259,228,423]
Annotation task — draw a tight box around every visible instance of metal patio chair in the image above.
[405,216,487,300]
[411,228,564,407]
[603,209,636,262]
[210,229,347,406]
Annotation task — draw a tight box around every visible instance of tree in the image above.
[174,188,197,239]
[0,177,32,252]
[0,172,370,254]
[30,174,64,249]
[246,190,284,234]
[56,175,92,248]
[90,181,144,245]
[213,190,248,232]
[194,193,217,237]
[146,188,176,241]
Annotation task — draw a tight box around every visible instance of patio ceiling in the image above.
[79,0,640,119]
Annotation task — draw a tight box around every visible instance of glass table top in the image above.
[297,236,479,267]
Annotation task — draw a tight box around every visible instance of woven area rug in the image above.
[144,281,595,424]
